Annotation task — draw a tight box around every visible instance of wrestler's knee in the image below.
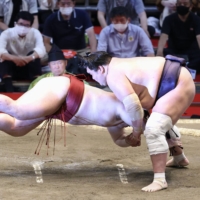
[144,112,173,155]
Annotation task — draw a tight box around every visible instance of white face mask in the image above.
[15,25,30,36]
[113,23,128,32]
[60,7,73,16]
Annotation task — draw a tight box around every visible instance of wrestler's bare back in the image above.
[107,56,165,109]
[68,84,132,127]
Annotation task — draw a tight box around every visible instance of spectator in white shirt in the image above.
[0,11,46,92]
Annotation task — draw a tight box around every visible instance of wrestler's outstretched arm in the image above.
[0,76,70,120]
[0,113,44,136]
[107,73,144,140]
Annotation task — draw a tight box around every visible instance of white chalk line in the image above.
[32,161,44,183]
[179,128,200,137]
[177,119,200,124]
[116,164,128,184]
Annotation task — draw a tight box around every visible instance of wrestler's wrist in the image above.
[133,126,143,133]
[132,119,143,130]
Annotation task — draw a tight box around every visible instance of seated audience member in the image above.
[28,44,67,90]
[43,0,97,75]
[43,0,97,53]
[29,44,89,90]
[156,0,200,73]
[97,7,154,58]
[97,0,153,37]
[147,0,176,36]
[0,0,39,31]
[37,0,57,32]
[0,11,46,92]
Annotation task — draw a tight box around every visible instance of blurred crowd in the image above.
[0,0,199,92]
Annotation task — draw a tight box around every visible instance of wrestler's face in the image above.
[49,60,67,76]
[86,67,107,86]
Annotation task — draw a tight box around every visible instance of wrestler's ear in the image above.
[98,65,105,74]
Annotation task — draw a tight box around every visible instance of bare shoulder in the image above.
[107,58,128,79]
[109,57,131,70]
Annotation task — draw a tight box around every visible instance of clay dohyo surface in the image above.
[0,122,199,200]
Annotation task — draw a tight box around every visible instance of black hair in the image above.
[15,11,34,26]
[109,6,130,19]
[78,51,112,71]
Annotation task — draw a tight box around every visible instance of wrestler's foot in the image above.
[166,156,189,167]
[141,178,168,192]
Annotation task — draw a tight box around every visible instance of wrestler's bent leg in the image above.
[166,126,189,167]
[0,113,44,136]
[141,68,195,192]
[142,112,172,192]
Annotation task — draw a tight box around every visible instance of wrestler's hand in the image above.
[125,131,141,147]
[132,129,143,146]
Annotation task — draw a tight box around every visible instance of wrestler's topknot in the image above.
[78,51,112,71]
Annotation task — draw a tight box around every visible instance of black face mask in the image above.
[177,6,190,16]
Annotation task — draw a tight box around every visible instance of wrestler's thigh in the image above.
[0,113,42,136]
[16,77,70,119]
[152,78,195,124]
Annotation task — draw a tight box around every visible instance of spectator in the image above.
[43,0,97,53]
[147,0,176,36]
[0,11,46,92]
[156,0,200,73]
[37,0,57,32]
[28,44,67,90]
[0,0,39,31]
[29,44,89,90]
[97,0,152,37]
[97,6,154,57]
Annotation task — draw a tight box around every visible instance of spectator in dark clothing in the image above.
[43,0,97,53]
[37,0,57,32]
[157,0,200,73]
[43,0,97,74]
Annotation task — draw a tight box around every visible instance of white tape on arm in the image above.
[122,93,144,121]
